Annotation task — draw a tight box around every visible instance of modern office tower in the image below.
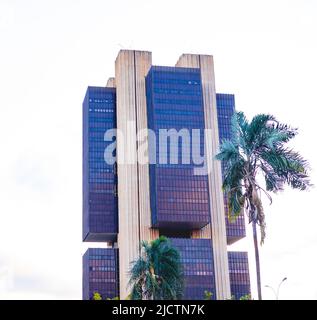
[82,50,250,300]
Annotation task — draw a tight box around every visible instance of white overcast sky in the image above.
[0,0,317,299]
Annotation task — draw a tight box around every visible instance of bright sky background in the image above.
[0,0,316,299]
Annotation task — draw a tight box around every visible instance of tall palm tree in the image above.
[216,112,311,300]
[128,236,184,300]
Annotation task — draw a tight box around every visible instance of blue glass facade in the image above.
[228,251,251,299]
[146,66,210,230]
[171,238,216,300]
[83,248,119,300]
[83,87,118,242]
[82,246,250,301]
[216,94,246,244]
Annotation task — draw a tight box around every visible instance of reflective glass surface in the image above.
[228,251,251,299]
[83,87,118,241]
[146,66,211,230]
[216,93,246,243]
[171,238,216,300]
[83,248,119,300]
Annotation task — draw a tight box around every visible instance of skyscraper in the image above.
[82,50,250,300]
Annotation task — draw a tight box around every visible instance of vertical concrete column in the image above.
[134,51,159,243]
[115,50,156,299]
[176,54,231,300]
[115,50,140,299]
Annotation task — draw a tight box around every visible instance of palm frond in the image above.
[216,111,311,245]
[260,147,311,190]
[230,111,249,151]
[216,139,240,162]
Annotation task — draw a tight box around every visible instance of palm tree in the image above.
[216,112,311,300]
[128,236,184,300]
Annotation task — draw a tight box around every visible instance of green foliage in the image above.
[92,292,119,300]
[92,292,102,300]
[239,294,252,300]
[204,290,213,300]
[128,236,184,300]
[227,294,252,300]
[216,111,311,244]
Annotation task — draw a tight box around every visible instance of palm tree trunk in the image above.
[252,221,262,300]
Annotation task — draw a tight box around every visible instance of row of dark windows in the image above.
[153,88,202,96]
[158,213,209,220]
[152,78,200,85]
[154,109,204,116]
[154,96,202,104]
[156,190,209,198]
